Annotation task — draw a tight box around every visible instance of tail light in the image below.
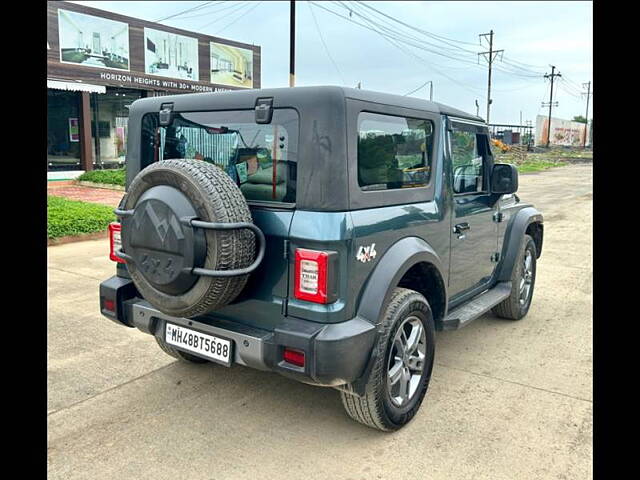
[294,248,337,304]
[283,347,305,367]
[109,222,125,263]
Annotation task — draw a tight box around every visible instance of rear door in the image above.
[447,119,498,298]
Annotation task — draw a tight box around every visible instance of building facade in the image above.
[47,2,261,179]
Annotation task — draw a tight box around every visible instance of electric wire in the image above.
[308,3,348,85]
[198,1,253,30]
[154,1,220,23]
[213,1,263,35]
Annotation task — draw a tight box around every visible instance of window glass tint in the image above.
[141,109,298,203]
[451,127,484,194]
[357,112,434,191]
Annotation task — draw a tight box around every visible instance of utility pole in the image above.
[582,81,591,148]
[542,65,561,148]
[289,0,295,87]
[478,30,504,124]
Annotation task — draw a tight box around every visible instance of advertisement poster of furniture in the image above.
[144,27,199,81]
[58,9,130,71]
[210,42,254,88]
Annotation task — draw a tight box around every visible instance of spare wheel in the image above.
[117,159,263,318]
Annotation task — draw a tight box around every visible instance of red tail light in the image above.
[109,222,125,263]
[283,348,305,367]
[294,248,329,303]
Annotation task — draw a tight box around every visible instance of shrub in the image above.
[77,168,125,186]
[47,196,116,239]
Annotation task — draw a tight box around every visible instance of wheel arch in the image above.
[496,206,543,282]
[356,236,448,327]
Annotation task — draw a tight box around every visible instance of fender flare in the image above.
[356,236,448,326]
[345,236,447,397]
[496,206,543,282]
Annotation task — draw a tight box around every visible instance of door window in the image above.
[451,127,487,194]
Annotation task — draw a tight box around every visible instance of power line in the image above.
[154,1,218,23]
[214,1,263,35]
[198,1,251,31]
[311,1,487,97]
[162,1,248,21]
[308,3,347,85]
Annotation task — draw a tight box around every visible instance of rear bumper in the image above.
[99,276,377,387]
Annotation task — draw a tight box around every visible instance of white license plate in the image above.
[165,323,233,366]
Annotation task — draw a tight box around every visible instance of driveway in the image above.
[47,163,592,479]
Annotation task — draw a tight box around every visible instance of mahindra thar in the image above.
[99,86,543,431]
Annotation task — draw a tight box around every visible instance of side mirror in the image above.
[491,163,519,194]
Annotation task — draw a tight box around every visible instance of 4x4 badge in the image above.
[356,243,377,263]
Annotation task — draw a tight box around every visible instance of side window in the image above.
[357,112,434,191]
[451,126,486,194]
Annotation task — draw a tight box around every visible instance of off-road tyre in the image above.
[155,336,209,363]
[492,234,537,320]
[124,159,255,318]
[340,288,435,431]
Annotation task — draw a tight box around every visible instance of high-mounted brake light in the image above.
[109,222,125,263]
[294,248,338,304]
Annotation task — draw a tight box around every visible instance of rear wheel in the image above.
[340,288,435,431]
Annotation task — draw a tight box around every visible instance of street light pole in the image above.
[289,0,295,87]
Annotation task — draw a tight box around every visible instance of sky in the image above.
[69,1,592,125]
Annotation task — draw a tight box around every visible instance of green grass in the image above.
[516,160,565,173]
[47,196,116,239]
[77,168,125,186]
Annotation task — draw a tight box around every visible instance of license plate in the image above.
[165,323,233,366]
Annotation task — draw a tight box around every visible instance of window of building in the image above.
[141,108,299,204]
[47,90,81,171]
[357,112,434,191]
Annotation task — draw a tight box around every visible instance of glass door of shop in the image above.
[91,88,145,169]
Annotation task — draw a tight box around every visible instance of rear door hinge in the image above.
[493,211,504,223]
[283,239,290,259]
[491,252,501,263]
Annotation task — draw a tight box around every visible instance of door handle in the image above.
[453,222,470,235]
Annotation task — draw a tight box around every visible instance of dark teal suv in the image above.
[99,86,543,431]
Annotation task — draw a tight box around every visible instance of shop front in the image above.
[47,2,261,180]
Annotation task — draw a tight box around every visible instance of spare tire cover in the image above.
[121,159,256,318]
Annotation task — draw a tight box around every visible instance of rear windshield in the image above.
[141,109,298,204]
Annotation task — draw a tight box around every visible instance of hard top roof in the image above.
[132,85,485,123]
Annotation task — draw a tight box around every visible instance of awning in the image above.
[47,79,106,94]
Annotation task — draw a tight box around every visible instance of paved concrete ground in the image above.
[47,163,592,479]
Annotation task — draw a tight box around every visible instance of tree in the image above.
[572,115,587,124]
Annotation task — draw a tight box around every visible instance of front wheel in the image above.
[340,288,435,431]
[155,336,209,364]
[492,234,537,320]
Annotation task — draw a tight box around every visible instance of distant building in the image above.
[535,115,591,147]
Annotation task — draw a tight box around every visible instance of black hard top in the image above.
[129,85,484,123]
[126,86,484,211]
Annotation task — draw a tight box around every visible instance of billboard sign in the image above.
[48,3,260,94]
